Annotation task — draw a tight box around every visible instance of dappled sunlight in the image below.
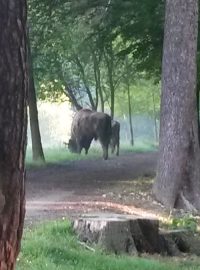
[27,101,74,148]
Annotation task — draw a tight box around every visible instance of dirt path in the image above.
[26,152,166,225]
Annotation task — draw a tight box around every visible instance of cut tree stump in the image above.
[72,213,200,256]
[73,213,162,255]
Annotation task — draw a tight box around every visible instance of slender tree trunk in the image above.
[127,82,134,146]
[109,73,115,120]
[153,0,200,210]
[0,0,28,268]
[28,36,45,162]
[93,57,99,110]
[64,84,83,111]
[98,82,105,112]
[104,44,115,119]
[93,51,104,112]
[106,57,115,119]
[74,55,96,110]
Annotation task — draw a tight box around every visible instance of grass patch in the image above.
[17,220,200,270]
[120,140,158,153]
[26,141,157,168]
[25,147,102,168]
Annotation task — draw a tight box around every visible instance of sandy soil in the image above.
[26,152,169,225]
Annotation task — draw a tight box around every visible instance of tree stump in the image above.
[73,213,161,255]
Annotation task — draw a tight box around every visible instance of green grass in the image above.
[17,220,200,270]
[26,141,158,168]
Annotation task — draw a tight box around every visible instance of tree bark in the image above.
[196,79,200,142]
[73,214,161,255]
[74,55,97,111]
[153,0,200,210]
[127,81,134,146]
[0,0,28,268]
[104,44,115,119]
[92,51,104,112]
[64,84,83,111]
[28,35,45,163]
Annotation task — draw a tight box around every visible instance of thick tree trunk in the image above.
[28,36,45,162]
[153,0,200,210]
[0,0,28,268]
[196,80,200,141]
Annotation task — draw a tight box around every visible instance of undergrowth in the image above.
[26,141,157,168]
[17,220,200,270]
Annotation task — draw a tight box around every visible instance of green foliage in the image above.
[17,220,200,270]
[38,80,66,102]
[68,0,165,76]
[115,78,160,118]
[28,0,162,114]
[171,215,198,232]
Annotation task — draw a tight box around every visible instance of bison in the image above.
[68,109,112,160]
[110,120,120,156]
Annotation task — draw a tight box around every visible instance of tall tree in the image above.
[153,0,200,210]
[0,0,28,268]
[123,57,135,146]
[28,35,45,162]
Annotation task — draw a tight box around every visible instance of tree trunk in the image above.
[106,58,115,118]
[0,1,28,268]
[93,51,104,112]
[104,43,115,119]
[64,84,83,111]
[127,82,134,146]
[99,82,105,112]
[153,0,200,210]
[28,35,45,163]
[196,79,200,142]
[109,72,115,120]
[74,55,96,111]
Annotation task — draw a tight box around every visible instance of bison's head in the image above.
[68,138,78,153]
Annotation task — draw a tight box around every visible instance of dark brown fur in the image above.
[68,109,112,160]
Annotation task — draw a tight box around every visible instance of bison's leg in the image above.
[116,145,119,156]
[116,141,119,156]
[76,141,82,154]
[103,146,108,160]
[85,148,88,155]
[100,140,109,160]
[111,144,115,154]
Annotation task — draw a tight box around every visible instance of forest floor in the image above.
[26,151,174,226]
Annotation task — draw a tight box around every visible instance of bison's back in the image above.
[71,109,93,138]
[90,111,112,140]
[71,109,111,141]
